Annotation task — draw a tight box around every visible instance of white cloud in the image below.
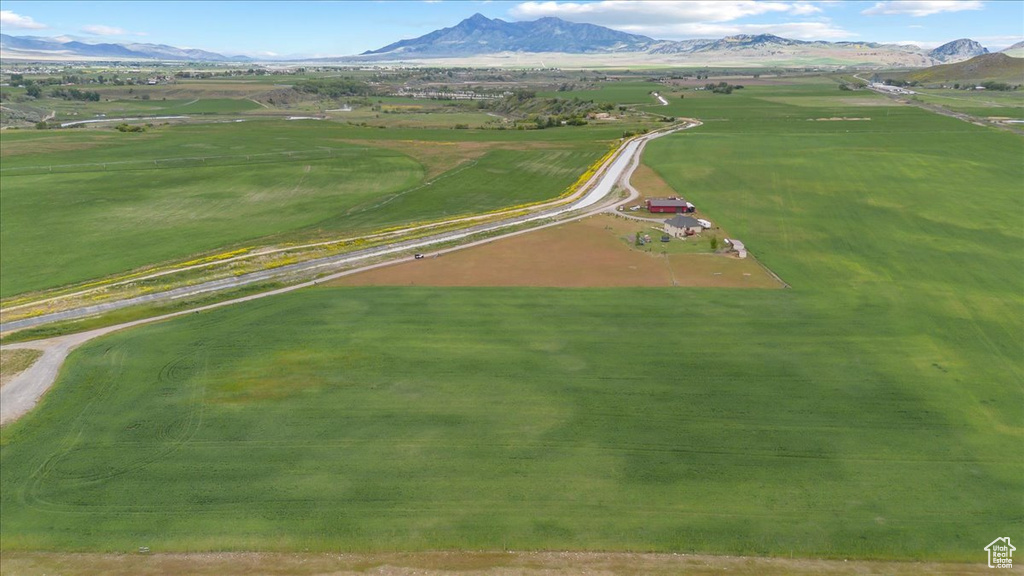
[862,1,984,17]
[974,35,1023,50]
[790,3,823,16]
[0,10,47,29]
[626,20,853,40]
[81,24,126,36]
[81,24,147,36]
[888,39,943,49]
[511,1,821,26]
[509,1,848,40]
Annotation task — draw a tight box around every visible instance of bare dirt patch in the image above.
[0,348,41,388]
[330,214,781,289]
[0,551,988,576]
[812,117,872,121]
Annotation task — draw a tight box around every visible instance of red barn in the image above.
[646,198,695,213]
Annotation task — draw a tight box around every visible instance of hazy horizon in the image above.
[1,1,1021,59]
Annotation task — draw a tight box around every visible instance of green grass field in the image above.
[0,120,606,297]
[537,80,664,103]
[1,79,1020,561]
[75,98,264,117]
[0,284,1018,557]
[315,148,605,230]
[909,89,1024,119]
[117,98,264,115]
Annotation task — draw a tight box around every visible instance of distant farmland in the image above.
[1,78,1019,560]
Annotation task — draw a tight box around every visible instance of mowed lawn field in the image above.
[0,121,608,297]
[1,80,1020,561]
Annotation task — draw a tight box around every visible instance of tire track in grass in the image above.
[22,351,210,514]
[22,348,129,514]
[348,158,480,215]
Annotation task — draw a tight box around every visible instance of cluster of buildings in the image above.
[868,82,915,95]
[644,197,746,258]
[395,88,509,100]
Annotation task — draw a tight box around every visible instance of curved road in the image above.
[0,119,700,425]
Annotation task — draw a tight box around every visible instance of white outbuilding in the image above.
[724,238,747,259]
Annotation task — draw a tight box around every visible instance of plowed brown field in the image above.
[330,215,781,288]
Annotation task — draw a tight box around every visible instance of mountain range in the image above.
[1,14,1015,67]
[357,14,994,66]
[363,13,654,56]
[0,34,251,62]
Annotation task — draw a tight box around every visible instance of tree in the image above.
[25,84,42,98]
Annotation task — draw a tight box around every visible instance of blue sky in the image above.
[1,1,1020,57]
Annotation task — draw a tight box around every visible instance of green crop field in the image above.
[1,78,1020,561]
[0,284,1019,557]
[909,89,1024,119]
[316,148,605,231]
[0,120,606,297]
[538,81,664,104]
[58,98,264,118]
[134,98,264,115]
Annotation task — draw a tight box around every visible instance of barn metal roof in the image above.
[647,198,691,207]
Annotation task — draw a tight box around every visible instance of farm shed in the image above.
[665,215,703,237]
[725,238,747,259]
[646,198,695,213]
